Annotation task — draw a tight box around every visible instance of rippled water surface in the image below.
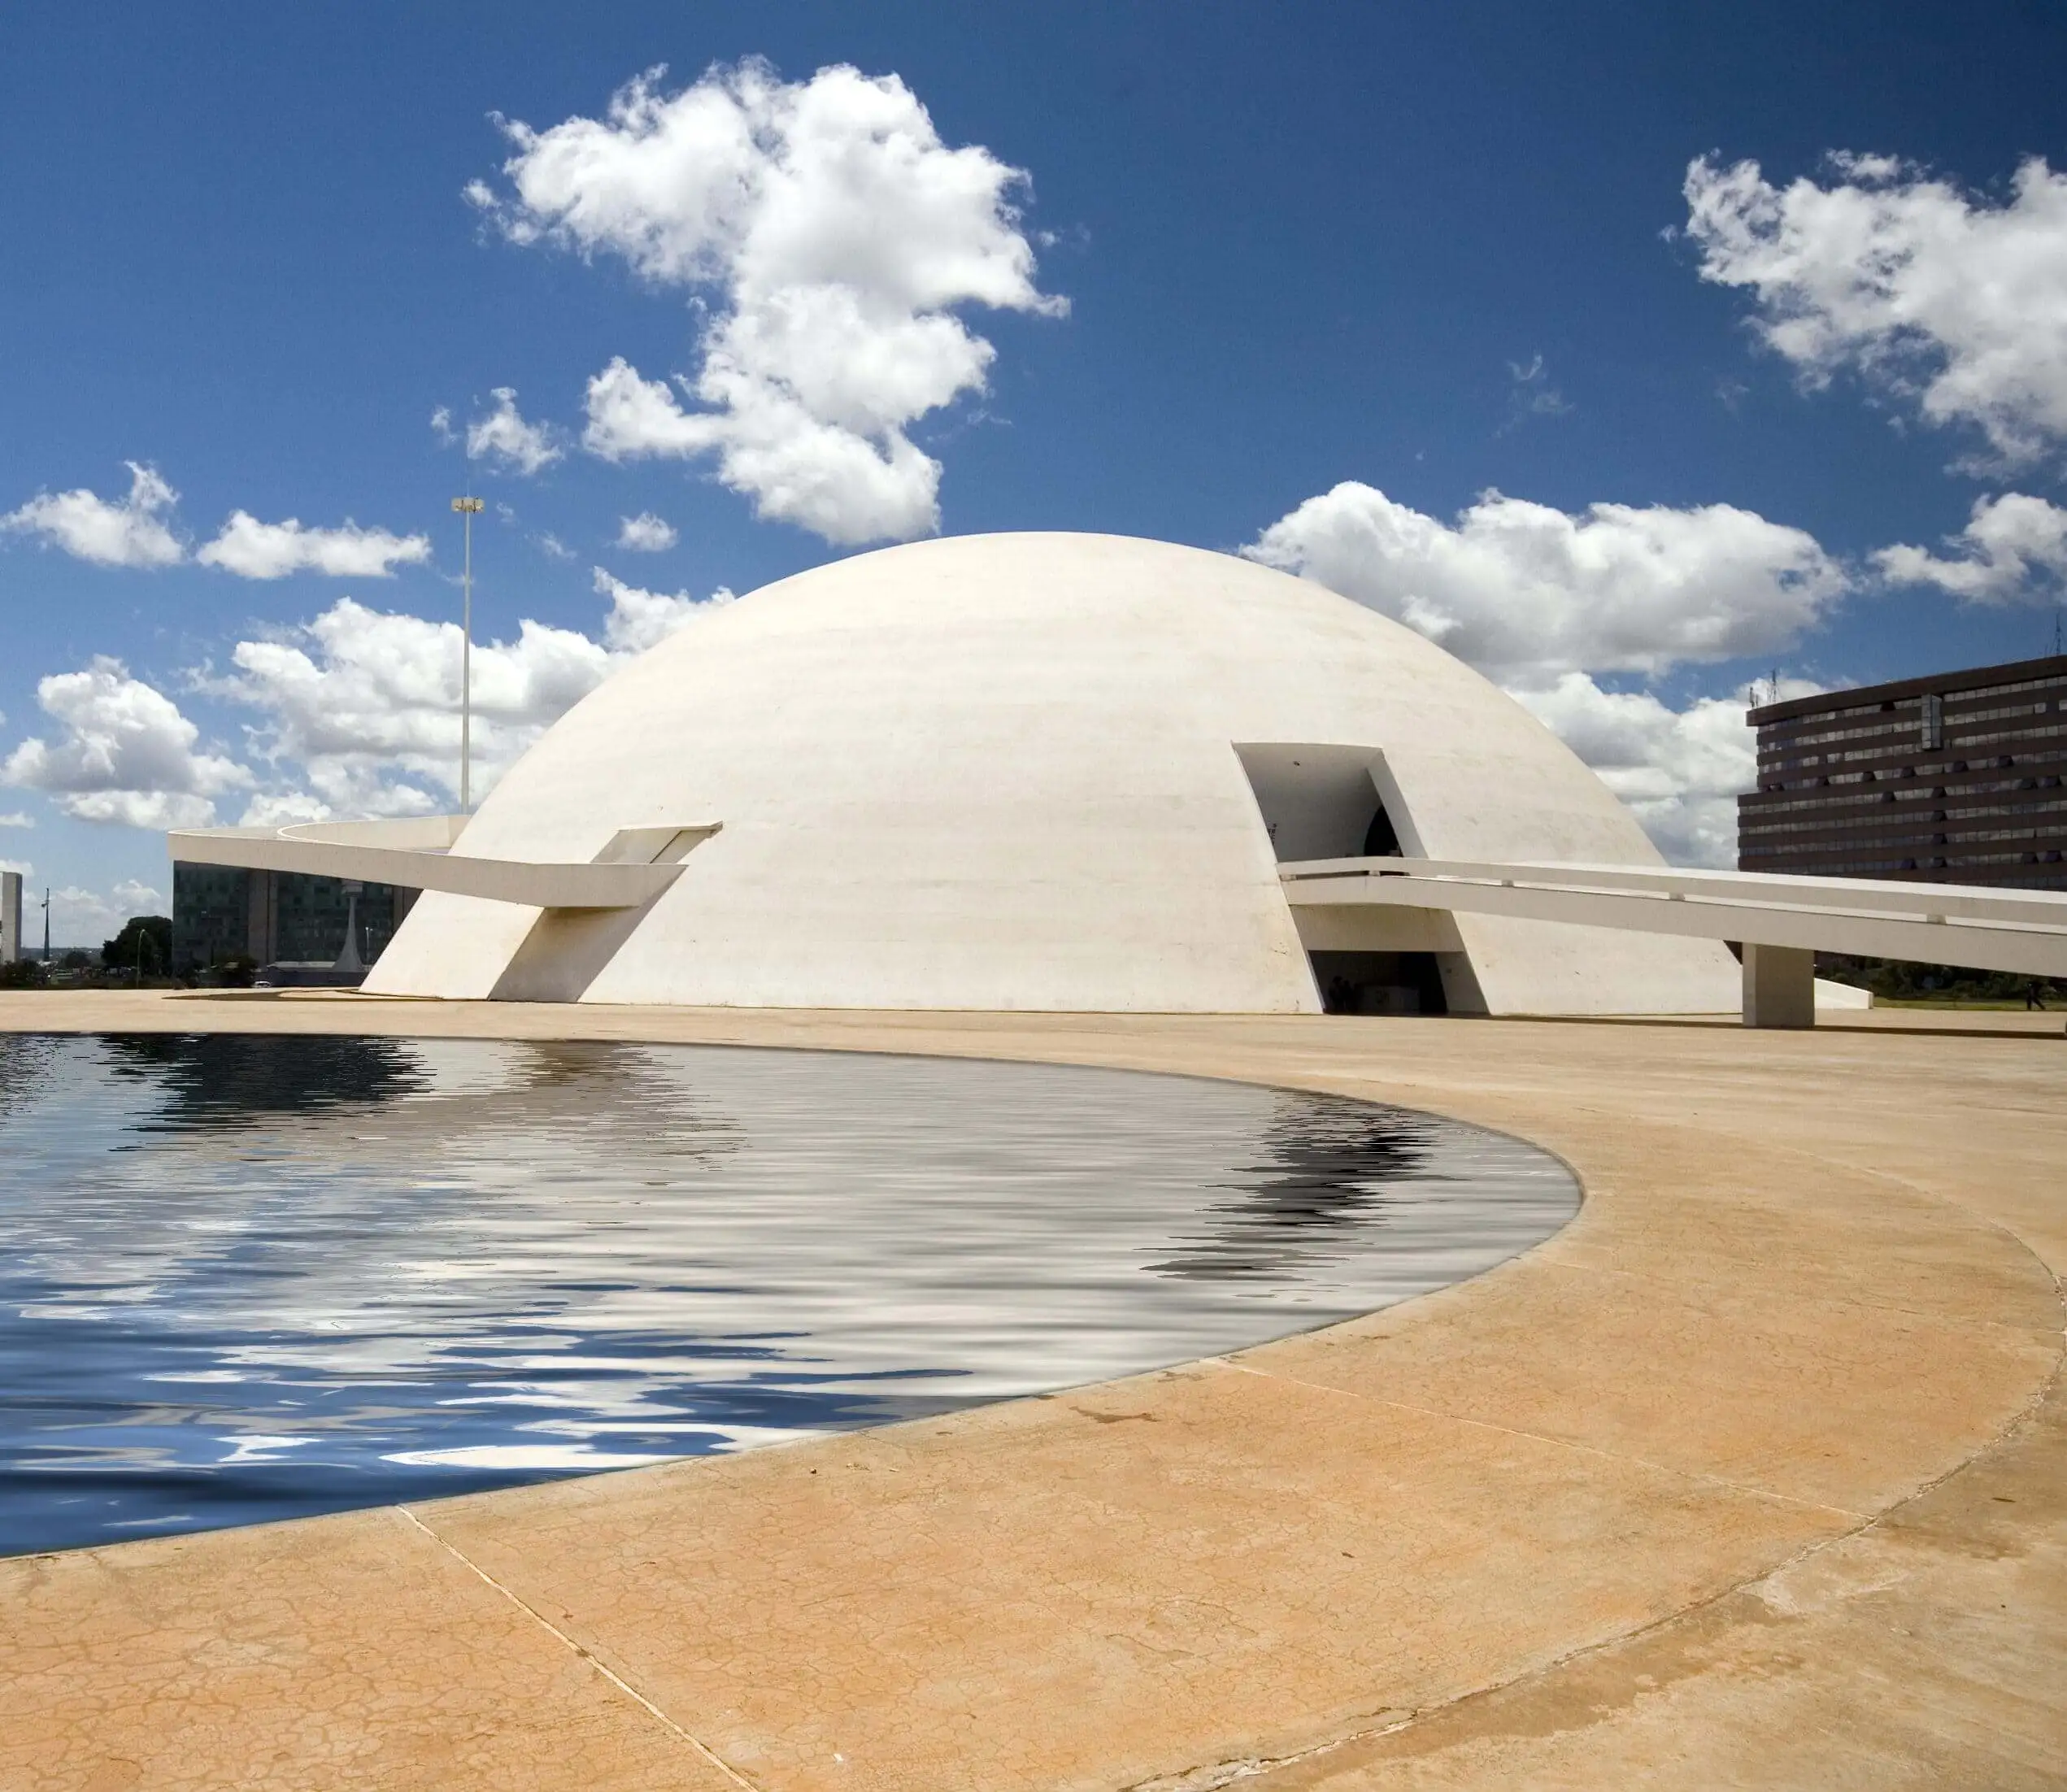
[0,1033,1577,1554]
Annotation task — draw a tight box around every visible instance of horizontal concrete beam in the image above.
[168,818,720,911]
[1280,857,2067,980]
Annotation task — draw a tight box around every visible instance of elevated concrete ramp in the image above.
[1284,854,2067,1023]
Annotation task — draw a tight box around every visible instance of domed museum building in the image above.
[352,533,1738,1015]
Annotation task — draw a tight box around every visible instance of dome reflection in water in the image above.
[0,1034,1577,1555]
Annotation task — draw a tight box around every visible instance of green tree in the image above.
[101,916,172,981]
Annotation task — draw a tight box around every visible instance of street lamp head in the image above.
[452,496,485,514]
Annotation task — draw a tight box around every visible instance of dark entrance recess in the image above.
[1361,805,1402,857]
[1308,950,1450,1016]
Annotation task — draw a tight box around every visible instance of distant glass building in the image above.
[1738,652,2067,889]
[171,864,416,975]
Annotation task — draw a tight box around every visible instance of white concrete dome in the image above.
[368,532,1739,1013]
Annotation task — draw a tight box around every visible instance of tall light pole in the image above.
[451,495,484,811]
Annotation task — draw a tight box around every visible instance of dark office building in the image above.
[1738,653,2067,890]
[171,863,417,976]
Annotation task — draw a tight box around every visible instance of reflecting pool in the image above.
[0,1033,1577,1554]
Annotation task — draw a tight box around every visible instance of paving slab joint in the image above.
[395,1505,762,1790]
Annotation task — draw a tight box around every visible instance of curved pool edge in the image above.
[2,990,2062,1791]
[0,1033,1584,1552]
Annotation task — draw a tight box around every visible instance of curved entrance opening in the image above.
[1232,742,1464,1016]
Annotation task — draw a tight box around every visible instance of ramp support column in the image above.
[1742,943,1816,1029]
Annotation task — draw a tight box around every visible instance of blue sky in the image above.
[4,2,2065,933]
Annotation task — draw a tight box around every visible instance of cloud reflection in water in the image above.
[0,1034,1577,1554]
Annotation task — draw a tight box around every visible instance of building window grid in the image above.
[1747,785,2067,808]
[1740,853,2067,877]
[1956,676,2067,701]
[1744,820,1921,840]
[1743,790,1913,813]
[1763,723,1908,750]
[1952,726,2067,750]
[1765,718,1914,751]
[1934,798,2067,820]
[1760,694,2060,756]
[1762,733,2065,773]
[1744,659,2066,889]
[1947,701,2055,726]
[1743,855,2062,872]
[1766,677,2063,730]
[1739,839,2065,859]
[1742,794,2067,827]
[1754,758,2066,796]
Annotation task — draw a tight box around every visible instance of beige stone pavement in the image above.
[0,990,2063,1790]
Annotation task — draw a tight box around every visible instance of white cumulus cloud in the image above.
[1,465,433,581]
[1514,673,1823,869]
[1245,481,1857,866]
[46,881,166,943]
[1683,151,2067,466]
[1243,481,1847,684]
[472,59,1062,544]
[7,561,735,833]
[1873,492,2067,602]
[593,566,732,655]
[1,463,185,568]
[615,511,678,551]
[210,600,608,818]
[465,387,564,476]
[207,573,731,819]
[1,658,251,829]
[197,512,433,580]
